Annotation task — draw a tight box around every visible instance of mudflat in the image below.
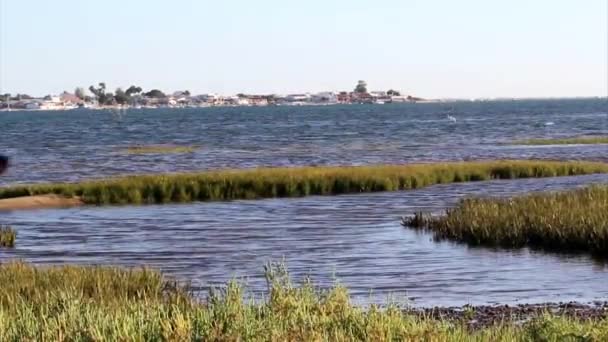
[0,195,83,211]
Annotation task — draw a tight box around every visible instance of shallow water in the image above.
[1,99,607,185]
[2,174,608,307]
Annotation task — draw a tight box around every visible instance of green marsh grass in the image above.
[122,145,197,154]
[1,160,608,206]
[402,185,608,255]
[0,225,15,247]
[0,262,606,341]
[512,136,608,145]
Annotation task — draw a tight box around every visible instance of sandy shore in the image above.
[0,195,84,211]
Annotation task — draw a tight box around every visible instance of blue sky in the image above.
[1,0,606,98]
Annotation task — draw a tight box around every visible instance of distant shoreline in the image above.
[1,97,606,113]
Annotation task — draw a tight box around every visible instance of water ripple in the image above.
[1,174,607,307]
[1,100,607,185]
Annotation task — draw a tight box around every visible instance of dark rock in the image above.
[404,302,608,329]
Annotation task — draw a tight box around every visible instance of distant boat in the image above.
[447,114,457,122]
[545,122,555,126]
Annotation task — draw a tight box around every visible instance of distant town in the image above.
[0,80,433,111]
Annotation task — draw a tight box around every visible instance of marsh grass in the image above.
[512,136,608,145]
[0,262,606,341]
[0,262,191,306]
[0,225,15,248]
[402,211,434,228]
[402,186,608,255]
[122,145,197,154]
[1,160,608,206]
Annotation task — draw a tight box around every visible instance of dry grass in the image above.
[402,185,608,255]
[1,160,608,206]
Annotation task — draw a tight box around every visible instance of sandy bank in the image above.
[0,195,83,211]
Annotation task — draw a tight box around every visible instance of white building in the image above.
[198,93,222,105]
[370,91,387,98]
[285,94,311,103]
[311,92,338,104]
[234,97,250,106]
[39,96,75,110]
[24,101,41,110]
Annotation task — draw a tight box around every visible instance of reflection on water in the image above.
[2,174,608,307]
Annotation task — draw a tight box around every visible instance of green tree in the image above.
[7,94,29,101]
[387,89,401,96]
[114,88,129,105]
[144,89,166,98]
[183,90,191,96]
[89,83,110,105]
[9,93,32,100]
[354,80,367,94]
[102,93,115,105]
[125,85,143,96]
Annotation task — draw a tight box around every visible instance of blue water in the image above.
[1,99,607,185]
[1,99,608,306]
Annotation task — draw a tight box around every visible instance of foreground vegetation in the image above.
[0,262,606,341]
[0,225,15,248]
[512,136,608,145]
[403,185,608,255]
[122,145,197,154]
[2,160,608,206]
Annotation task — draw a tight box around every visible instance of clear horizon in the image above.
[1,0,607,98]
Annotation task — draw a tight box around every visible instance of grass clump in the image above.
[122,145,197,154]
[402,211,434,228]
[2,160,608,206]
[512,136,608,145]
[0,225,15,248]
[0,261,606,340]
[0,262,191,307]
[402,185,608,255]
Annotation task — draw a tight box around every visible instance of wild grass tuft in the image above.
[1,160,608,206]
[402,185,608,255]
[512,136,608,145]
[0,225,15,248]
[0,262,606,340]
[401,212,434,228]
[121,145,197,154]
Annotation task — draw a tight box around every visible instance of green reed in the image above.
[2,160,608,206]
[0,226,15,248]
[403,185,608,255]
[0,262,606,341]
[512,136,608,145]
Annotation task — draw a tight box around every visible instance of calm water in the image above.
[1,99,608,306]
